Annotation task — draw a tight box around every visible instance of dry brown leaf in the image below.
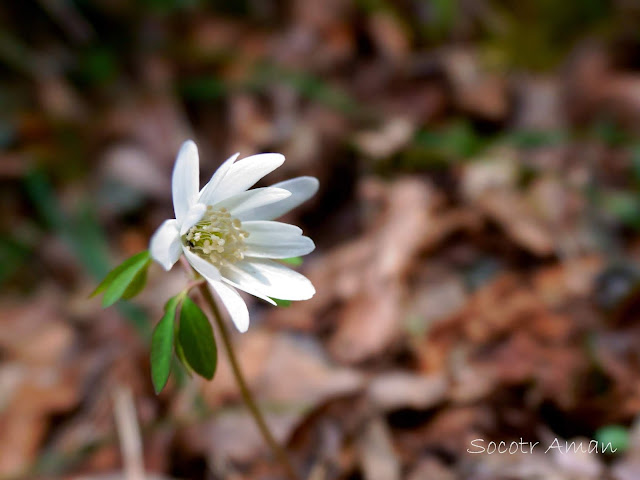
[367,11,409,61]
[0,292,74,364]
[405,271,467,335]
[367,372,448,411]
[461,152,561,256]
[406,458,457,480]
[269,177,441,364]
[201,329,274,408]
[532,256,603,307]
[0,364,79,476]
[203,330,363,408]
[354,117,415,159]
[357,417,401,480]
[395,406,492,456]
[512,76,565,130]
[476,190,555,256]
[417,272,592,412]
[187,410,300,464]
[442,48,509,121]
[329,282,403,363]
[191,330,363,464]
[327,178,436,362]
[0,292,81,476]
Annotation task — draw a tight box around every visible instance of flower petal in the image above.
[179,203,206,235]
[244,237,315,258]
[209,281,250,333]
[243,221,315,258]
[198,152,240,206]
[243,220,303,237]
[208,153,285,204]
[233,258,315,301]
[219,266,277,305]
[214,187,291,219]
[183,246,222,282]
[149,219,182,271]
[172,140,200,223]
[238,176,319,221]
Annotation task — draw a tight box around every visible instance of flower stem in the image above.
[197,284,300,480]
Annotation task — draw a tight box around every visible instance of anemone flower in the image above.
[150,140,317,332]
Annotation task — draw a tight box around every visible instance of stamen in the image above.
[182,206,250,267]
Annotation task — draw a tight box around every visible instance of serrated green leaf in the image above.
[150,295,181,394]
[91,250,150,298]
[280,256,303,266]
[122,266,148,300]
[178,297,217,380]
[100,251,151,307]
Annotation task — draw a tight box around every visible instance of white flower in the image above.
[150,140,318,332]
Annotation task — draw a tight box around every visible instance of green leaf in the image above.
[150,295,181,394]
[280,257,303,266]
[174,336,193,377]
[271,298,292,307]
[91,250,150,297]
[122,267,148,300]
[595,425,629,454]
[173,304,193,378]
[93,251,151,307]
[178,297,217,380]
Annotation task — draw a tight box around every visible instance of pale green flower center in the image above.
[183,206,249,266]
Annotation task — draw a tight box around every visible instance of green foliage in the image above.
[93,249,221,388]
[271,298,292,307]
[174,333,193,377]
[399,121,484,170]
[423,0,458,41]
[122,266,148,300]
[482,0,612,70]
[75,47,119,87]
[280,257,303,266]
[178,297,218,380]
[416,121,483,158]
[249,63,365,117]
[179,76,227,101]
[25,170,149,333]
[151,295,181,394]
[602,191,640,230]
[594,425,629,454]
[0,235,31,285]
[594,119,633,147]
[25,170,114,279]
[91,251,152,307]
[505,129,568,149]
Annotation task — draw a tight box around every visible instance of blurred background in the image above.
[3,1,640,479]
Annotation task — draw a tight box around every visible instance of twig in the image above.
[113,386,145,480]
